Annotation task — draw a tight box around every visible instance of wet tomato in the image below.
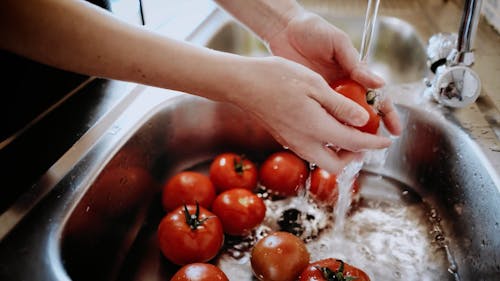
[331,79,380,134]
[298,258,370,281]
[158,204,224,265]
[251,231,310,281]
[259,151,308,196]
[162,171,216,212]
[309,168,360,205]
[170,263,229,281]
[209,153,258,193]
[211,188,266,236]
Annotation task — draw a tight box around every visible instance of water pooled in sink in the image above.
[217,171,456,280]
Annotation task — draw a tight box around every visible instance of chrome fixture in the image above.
[425,0,483,108]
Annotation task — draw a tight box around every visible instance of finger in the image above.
[318,148,364,175]
[378,96,403,136]
[332,31,385,89]
[312,83,369,127]
[292,141,361,175]
[350,64,385,89]
[324,123,392,152]
[301,104,392,151]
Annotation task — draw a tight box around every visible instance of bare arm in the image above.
[0,0,395,173]
[0,0,243,101]
[215,0,402,135]
[213,0,302,43]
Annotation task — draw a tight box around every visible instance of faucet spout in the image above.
[456,0,483,65]
[424,0,483,108]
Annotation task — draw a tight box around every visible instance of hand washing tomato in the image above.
[211,188,266,236]
[170,263,229,281]
[162,171,216,212]
[259,151,309,196]
[331,79,380,134]
[298,258,370,281]
[251,231,310,281]
[210,153,258,193]
[158,204,224,265]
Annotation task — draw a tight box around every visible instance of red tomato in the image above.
[298,258,370,281]
[259,151,308,196]
[331,79,380,134]
[162,171,216,212]
[211,188,266,236]
[309,168,361,205]
[170,263,229,281]
[209,153,258,193]
[158,204,224,265]
[251,232,310,281]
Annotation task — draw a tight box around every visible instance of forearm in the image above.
[0,0,244,102]
[214,0,303,43]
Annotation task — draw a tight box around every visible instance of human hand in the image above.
[266,10,401,136]
[227,56,392,173]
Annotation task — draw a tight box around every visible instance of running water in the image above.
[332,159,363,234]
[329,0,384,235]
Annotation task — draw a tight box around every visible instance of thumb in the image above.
[333,32,385,89]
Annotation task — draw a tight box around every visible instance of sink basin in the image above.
[0,8,498,281]
[58,96,500,281]
[205,15,428,85]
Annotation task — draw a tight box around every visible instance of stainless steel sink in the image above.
[205,15,428,85]
[0,6,499,281]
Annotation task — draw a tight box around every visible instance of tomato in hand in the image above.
[158,204,224,265]
[211,188,266,236]
[331,79,380,134]
[259,151,308,196]
[170,263,229,281]
[209,153,258,193]
[298,258,370,281]
[162,171,216,212]
[309,168,360,205]
[251,231,310,281]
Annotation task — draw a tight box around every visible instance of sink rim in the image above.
[1,5,499,281]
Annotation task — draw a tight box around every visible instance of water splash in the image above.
[333,160,364,234]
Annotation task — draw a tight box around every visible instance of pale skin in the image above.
[1,0,402,173]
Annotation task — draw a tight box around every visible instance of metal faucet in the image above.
[425,0,483,108]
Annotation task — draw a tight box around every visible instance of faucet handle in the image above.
[432,65,481,108]
[426,33,458,73]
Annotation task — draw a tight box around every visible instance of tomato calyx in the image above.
[314,259,358,281]
[233,155,247,175]
[366,89,386,118]
[183,203,211,230]
[366,90,376,106]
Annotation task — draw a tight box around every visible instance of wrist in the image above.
[261,3,304,44]
[189,50,254,106]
